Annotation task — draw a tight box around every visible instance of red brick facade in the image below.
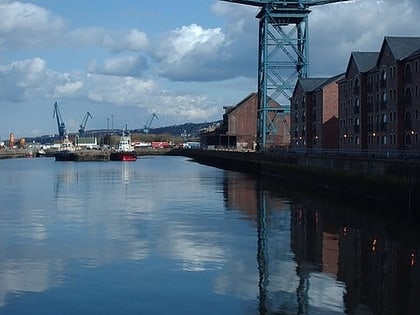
[225,93,290,149]
[291,75,343,149]
[340,37,420,153]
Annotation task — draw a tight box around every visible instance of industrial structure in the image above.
[220,0,351,149]
[79,112,93,136]
[52,101,67,140]
[200,92,290,149]
[143,113,158,134]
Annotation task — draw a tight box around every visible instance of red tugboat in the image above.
[110,128,137,161]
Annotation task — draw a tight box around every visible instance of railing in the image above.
[199,146,420,160]
[268,147,420,160]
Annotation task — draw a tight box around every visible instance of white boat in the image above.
[55,136,77,161]
[110,128,137,161]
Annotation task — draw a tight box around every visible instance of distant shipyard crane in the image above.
[220,0,351,149]
[143,113,158,134]
[52,101,67,140]
[79,111,93,136]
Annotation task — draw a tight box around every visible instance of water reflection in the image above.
[248,173,420,315]
[0,157,418,314]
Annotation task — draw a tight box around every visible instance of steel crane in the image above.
[79,112,93,136]
[219,0,351,149]
[52,101,67,140]
[143,113,158,134]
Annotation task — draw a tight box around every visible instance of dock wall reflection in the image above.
[223,171,420,314]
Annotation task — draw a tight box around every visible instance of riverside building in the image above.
[292,36,420,155]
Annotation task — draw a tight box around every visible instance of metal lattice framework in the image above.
[220,0,350,149]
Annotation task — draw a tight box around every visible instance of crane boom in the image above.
[219,0,350,7]
[79,112,93,135]
[52,101,67,139]
[143,113,159,134]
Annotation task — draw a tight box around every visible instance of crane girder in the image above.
[52,101,67,139]
[79,112,93,135]
[143,113,159,134]
[219,0,350,8]
[219,0,351,149]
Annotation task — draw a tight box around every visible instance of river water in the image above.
[0,156,418,315]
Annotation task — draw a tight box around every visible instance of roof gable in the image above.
[224,92,257,115]
[347,52,379,74]
[379,36,420,63]
[298,78,329,92]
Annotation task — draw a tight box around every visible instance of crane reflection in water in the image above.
[223,171,420,314]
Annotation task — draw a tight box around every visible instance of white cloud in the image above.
[157,93,220,121]
[154,23,236,81]
[55,81,83,96]
[88,55,148,77]
[0,57,50,101]
[309,0,420,75]
[85,74,157,106]
[0,1,65,49]
[101,29,149,52]
[157,23,226,64]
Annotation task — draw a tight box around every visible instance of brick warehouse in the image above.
[291,74,344,149]
[292,36,420,154]
[340,36,420,152]
[201,92,290,150]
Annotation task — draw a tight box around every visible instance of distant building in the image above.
[75,136,98,149]
[201,92,290,150]
[291,74,343,149]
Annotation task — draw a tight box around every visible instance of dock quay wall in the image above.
[168,149,420,218]
[0,149,27,159]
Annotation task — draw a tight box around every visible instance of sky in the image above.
[1,0,420,139]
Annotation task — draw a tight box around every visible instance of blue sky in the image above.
[1,0,420,139]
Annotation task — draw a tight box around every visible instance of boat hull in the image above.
[110,151,137,161]
[55,150,76,161]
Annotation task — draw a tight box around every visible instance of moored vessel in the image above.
[54,136,77,161]
[110,128,137,161]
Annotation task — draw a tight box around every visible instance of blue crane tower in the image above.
[220,0,351,149]
[52,101,67,140]
[79,112,93,136]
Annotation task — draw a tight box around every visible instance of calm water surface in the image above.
[0,156,418,314]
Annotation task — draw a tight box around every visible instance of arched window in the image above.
[381,92,387,109]
[406,134,412,145]
[405,63,413,83]
[405,87,412,106]
[354,98,360,114]
[382,135,387,145]
[381,69,387,88]
[354,78,360,94]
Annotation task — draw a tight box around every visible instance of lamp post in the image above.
[111,114,114,132]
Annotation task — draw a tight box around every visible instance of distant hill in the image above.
[145,121,222,137]
[25,120,222,144]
